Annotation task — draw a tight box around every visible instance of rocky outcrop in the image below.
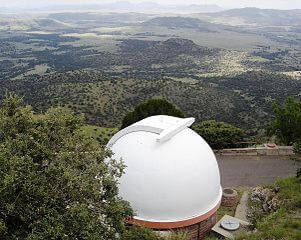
[247,186,281,225]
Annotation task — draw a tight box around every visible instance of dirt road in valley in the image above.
[217,155,301,187]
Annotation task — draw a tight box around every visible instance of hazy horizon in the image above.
[1,0,301,10]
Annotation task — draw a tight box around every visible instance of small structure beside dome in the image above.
[107,115,222,239]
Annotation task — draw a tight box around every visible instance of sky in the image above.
[1,0,301,10]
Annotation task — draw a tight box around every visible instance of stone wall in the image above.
[215,146,294,157]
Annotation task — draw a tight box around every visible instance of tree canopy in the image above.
[0,92,132,239]
[192,120,245,150]
[268,97,301,145]
[121,98,185,129]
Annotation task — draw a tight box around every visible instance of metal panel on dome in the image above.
[107,116,195,147]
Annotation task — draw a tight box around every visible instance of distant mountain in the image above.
[48,12,152,25]
[208,7,301,26]
[175,4,224,13]
[29,1,224,13]
[0,8,8,12]
[142,17,217,32]
[0,16,72,31]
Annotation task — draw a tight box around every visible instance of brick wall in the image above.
[172,213,217,240]
[221,189,238,207]
[221,194,238,207]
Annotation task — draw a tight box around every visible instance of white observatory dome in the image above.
[107,115,222,228]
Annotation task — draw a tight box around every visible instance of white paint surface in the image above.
[108,115,222,222]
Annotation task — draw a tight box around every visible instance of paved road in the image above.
[217,155,301,187]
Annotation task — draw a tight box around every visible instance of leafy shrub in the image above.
[293,140,301,156]
[297,168,301,179]
[238,177,301,240]
[121,226,163,240]
[121,98,185,129]
[193,120,245,149]
[165,231,189,240]
[268,97,301,145]
[0,92,132,239]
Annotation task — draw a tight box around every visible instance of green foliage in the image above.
[79,125,118,146]
[121,98,185,129]
[203,237,219,240]
[238,209,301,240]
[165,231,189,240]
[192,120,245,149]
[274,176,301,210]
[293,140,301,179]
[121,227,189,240]
[293,140,301,156]
[268,97,301,145]
[0,92,132,239]
[238,177,301,240]
[121,226,163,240]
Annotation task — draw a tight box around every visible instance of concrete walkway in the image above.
[235,191,249,222]
[217,155,301,188]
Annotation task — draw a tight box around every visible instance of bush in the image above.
[193,120,245,149]
[121,227,190,240]
[268,97,301,145]
[165,231,189,240]
[238,177,301,240]
[293,140,301,156]
[121,226,163,240]
[121,98,185,129]
[0,92,132,239]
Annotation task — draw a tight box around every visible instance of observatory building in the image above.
[107,115,222,239]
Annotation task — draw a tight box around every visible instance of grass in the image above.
[203,188,244,240]
[216,188,244,221]
[236,176,301,240]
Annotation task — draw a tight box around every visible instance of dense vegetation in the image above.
[268,97,301,145]
[1,13,301,132]
[0,71,270,130]
[193,120,245,149]
[121,98,185,129]
[238,176,301,240]
[0,93,132,239]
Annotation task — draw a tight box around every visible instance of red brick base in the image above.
[221,188,238,207]
[173,213,217,240]
[127,203,220,240]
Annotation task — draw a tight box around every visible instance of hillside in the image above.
[1,70,295,130]
[0,9,301,133]
[207,7,301,26]
[38,2,224,13]
[141,17,217,32]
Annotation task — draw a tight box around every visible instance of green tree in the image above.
[121,226,163,240]
[0,92,132,239]
[268,97,301,145]
[121,99,185,129]
[193,120,245,149]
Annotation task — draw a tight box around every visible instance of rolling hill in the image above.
[37,1,224,13]
[0,8,301,134]
[141,16,217,32]
[207,7,301,26]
